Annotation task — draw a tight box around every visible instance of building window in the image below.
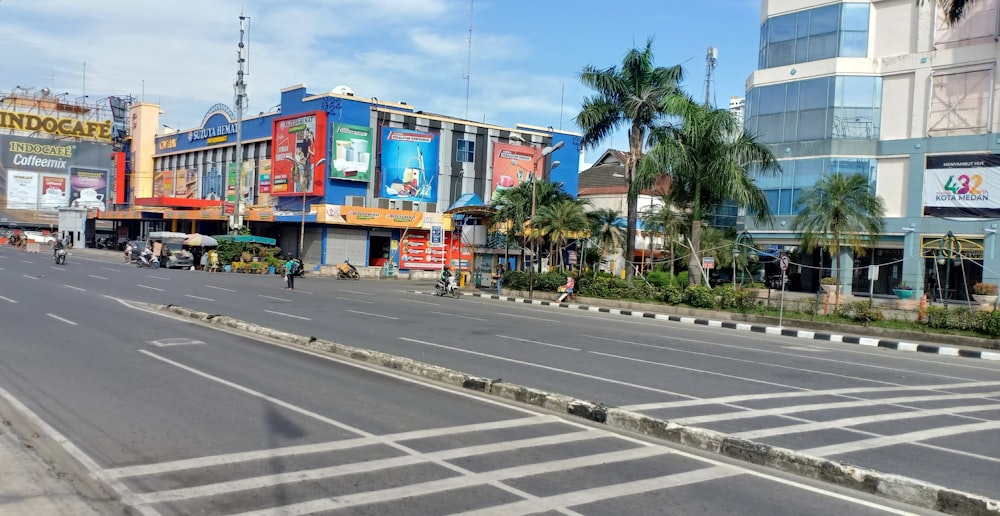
[758,3,870,69]
[753,157,876,216]
[935,0,998,48]
[927,69,992,137]
[456,139,475,163]
[746,76,881,144]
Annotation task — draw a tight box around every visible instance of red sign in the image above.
[490,143,540,203]
[272,111,327,196]
[224,203,235,215]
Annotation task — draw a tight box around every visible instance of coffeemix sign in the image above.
[0,109,112,140]
[0,135,112,212]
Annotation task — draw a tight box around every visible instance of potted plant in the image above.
[972,282,999,306]
[820,276,839,294]
[893,283,915,300]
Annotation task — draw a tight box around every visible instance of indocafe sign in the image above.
[0,109,112,140]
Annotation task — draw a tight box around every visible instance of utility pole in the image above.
[232,13,249,234]
[704,47,717,108]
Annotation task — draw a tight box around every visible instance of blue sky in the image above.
[0,0,762,160]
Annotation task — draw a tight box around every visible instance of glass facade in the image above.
[753,157,877,216]
[745,75,881,144]
[759,2,871,69]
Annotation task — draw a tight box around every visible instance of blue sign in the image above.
[380,128,439,201]
[430,225,443,245]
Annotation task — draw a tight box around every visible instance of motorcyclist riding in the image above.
[437,265,453,289]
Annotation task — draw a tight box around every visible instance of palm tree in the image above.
[586,208,625,278]
[576,37,685,285]
[494,179,573,271]
[643,98,780,285]
[792,172,886,308]
[918,0,975,24]
[641,197,686,281]
[532,200,589,269]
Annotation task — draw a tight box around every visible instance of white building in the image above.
[744,0,1000,298]
[729,96,746,133]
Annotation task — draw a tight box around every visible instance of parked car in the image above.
[22,231,56,244]
[149,232,194,269]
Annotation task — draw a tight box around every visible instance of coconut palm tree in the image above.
[792,172,886,308]
[641,197,686,281]
[643,97,780,285]
[918,0,975,24]
[576,37,685,285]
[586,208,625,278]
[532,200,589,269]
[494,179,573,271]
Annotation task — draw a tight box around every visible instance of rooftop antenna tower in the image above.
[463,0,474,120]
[704,46,717,108]
[233,12,249,234]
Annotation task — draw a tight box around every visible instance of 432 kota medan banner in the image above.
[924,154,1000,218]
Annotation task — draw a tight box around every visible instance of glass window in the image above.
[837,76,876,108]
[796,11,811,38]
[769,14,797,42]
[842,3,870,31]
[456,139,475,163]
[765,190,781,214]
[757,85,786,114]
[809,4,840,35]
[767,41,795,68]
[798,78,831,110]
[793,159,824,188]
[758,3,869,68]
[839,31,868,57]
[808,32,839,61]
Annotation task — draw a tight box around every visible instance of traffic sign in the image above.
[430,225,443,246]
[702,256,715,270]
[779,254,790,272]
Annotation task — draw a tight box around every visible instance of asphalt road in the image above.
[0,246,997,514]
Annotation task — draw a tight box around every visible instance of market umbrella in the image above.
[184,234,218,247]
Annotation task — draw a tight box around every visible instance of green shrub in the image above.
[662,285,683,305]
[820,276,838,285]
[714,285,739,309]
[734,289,759,311]
[534,271,567,291]
[644,270,673,289]
[683,285,716,309]
[845,301,883,326]
[985,310,1000,337]
[676,271,689,287]
[578,275,629,298]
[503,270,529,290]
[624,283,660,301]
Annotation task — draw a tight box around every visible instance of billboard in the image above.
[331,123,373,182]
[380,128,439,201]
[0,135,112,213]
[491,142,539,203]
[924,154,1000,218]
[272,112,327,196]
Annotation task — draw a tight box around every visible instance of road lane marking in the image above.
[102,267,120,272]
[147,275,169,280]
[184,294,214,302]
[206,285,236,292]
[258,294,291,302]
[495,312,557,322]
[345,309,397,319]
[263,309,311,320]
[405,298,439,306]
[0,295,17,303]
[20,260,32,263]
[63,285,85,291]
[428,310,485,321]
[804,420,1000,457]
[494,334,580,351]
[337,296,375,304]
[50,266,66,271]
[587,349,804,391]
[21,274,37,280]
[88,274,108,280]
[149,338,205,348]
[137,284,165,292]
[337,288,371,296]
[400,337,691,398]
[46,313,77,325]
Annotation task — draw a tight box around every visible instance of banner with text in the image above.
[924,154,1000,218]
[0,135,111,212]
[379,127,439,201]
[490,142,539,203]
[331,123,373,182]
[272,112,327,196]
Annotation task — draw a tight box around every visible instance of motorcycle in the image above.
[136,252,159,268]
[435,276,461,298]
[336,259,360,280]
[53,247,67,265]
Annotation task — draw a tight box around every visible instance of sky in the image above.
[0,0,762,161]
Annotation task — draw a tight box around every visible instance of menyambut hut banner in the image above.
[924,154,1000,218]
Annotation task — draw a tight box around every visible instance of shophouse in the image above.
[744,0,1000,298]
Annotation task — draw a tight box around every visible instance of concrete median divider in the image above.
[158,303,999,515]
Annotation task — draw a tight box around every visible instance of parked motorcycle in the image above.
[53,247,67,265]
[136,252,159,268]
[435,276,461,298]
[336,259,360,280]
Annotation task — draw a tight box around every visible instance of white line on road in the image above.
[0,267,4,270]
[102,267,120,272]
[63,285,85,291]
[494,334,580,351]
[337,296,375,304]
[46,313,77,325]
[345,309,397,319]
[258,294,291,302]
[429,310,485,321]
[50,266,66,272]
[405,298,440,306]
[88,274,108,280]
[137,284,165,292]
[494,312,558,322]
[206,285,236,292]
[804,420,1000,458]
[0,295,17,303]
[185,294,215,302]
[21,274,37,280]
[263,309,311,320]
[147,275,169,280]
[338,288,371,296]
[20,260,32,263]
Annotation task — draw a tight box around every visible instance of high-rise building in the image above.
[744,0,1000,298]
[729,96,746,133]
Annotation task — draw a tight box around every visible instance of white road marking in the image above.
[206,285,236,292]
[147,275,169,280]
[20,260,32,263]
[338,288,371,296]
[0,295,17,303]
[587,349,806,391]
[263,309,311,320]
[21,274,37,280]
[46,313,77,325]
[804,420,1000,457]
[400,337,691,397]
[88,274,108,280]
[50,266,66,271]
[405,298,440,306]
[63,285,85,291]
[0,267,4,270]
[148,338,205,348]
[137,284,165,292]
[494,334,580,351]
[337,296,375,304]
[345,309,397,319]
[184,294,214,302]
[429,310,485,321]
[102,267,120,272]
[495,312,558,322]
[258,294,291,302]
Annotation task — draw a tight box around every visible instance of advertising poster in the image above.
[69,167,108,211]
[380,128,439,201]
[39,175,68,210]
[8,171,39,209]
[153,170,164,198]
[184,168,199,199]
[924,154,1000,218]
[202,165,223,200]
[258,159,272,206]
[241,159,256,206]
[272,112,327,196]
[331,123,373,181]
[490,142,539,203]
[163,170,175,197]
[399,230,468,269]
[226,162,238,203]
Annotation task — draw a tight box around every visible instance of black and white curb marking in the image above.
[467,293,1000,362]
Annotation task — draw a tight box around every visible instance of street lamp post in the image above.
[528,141,564,299]
[937,230,960,308]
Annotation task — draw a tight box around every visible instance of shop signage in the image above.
[924,154,1000,218]
[430,225,443,245]
[330,123,373,182]
[323,204,423,228]
[158,138,177,150]
[189,122,238,143]
[0,109,112,140]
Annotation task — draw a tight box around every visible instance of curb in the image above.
[467,293,1000,362]
[158,302,999,515]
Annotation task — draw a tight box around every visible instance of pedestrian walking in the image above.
[124,242,133,264]
[927,271,940,302]
[208,249,219,273]
[284,256,296,290]
[494,263,505,295]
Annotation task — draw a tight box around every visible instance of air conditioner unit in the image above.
[377,198,391,209]
[399,200,413,211]
[345,195,366,207]
[424,202,437,213]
